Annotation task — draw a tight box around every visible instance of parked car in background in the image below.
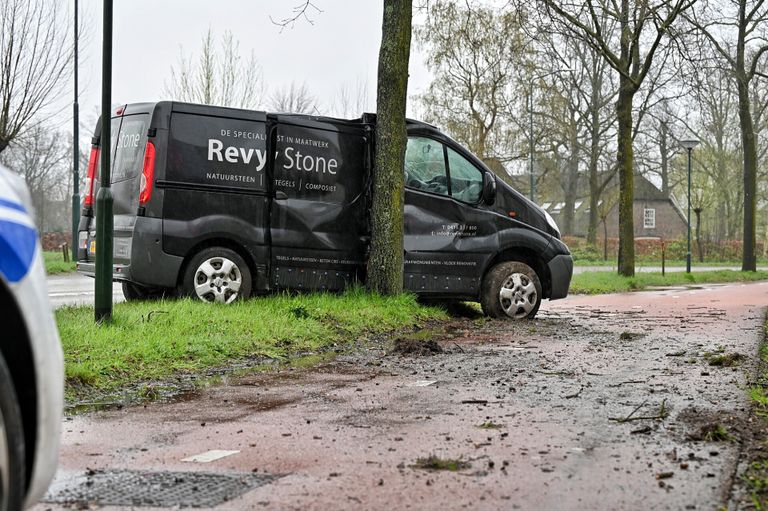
[0,165,64,509]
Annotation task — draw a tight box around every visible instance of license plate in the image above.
[89,240,96,254]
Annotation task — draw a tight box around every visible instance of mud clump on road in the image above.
[619,331,644,341]
[390,338,444,356]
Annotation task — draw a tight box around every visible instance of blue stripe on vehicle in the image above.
[0,198,26,214]
[0,220,37,283]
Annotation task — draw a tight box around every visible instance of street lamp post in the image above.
[680,138,699,274]
[95,0,114,322]
[71,0,79,261]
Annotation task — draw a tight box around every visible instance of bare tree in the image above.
[685,1,768,271]
[416,1,527,165]
[0,0,73,153]
[540,0,695,277]
[329,77,372,118]
[269,82,318,114]
[164,30,264,109]
[270,1,322,29]
[1,125,71,230]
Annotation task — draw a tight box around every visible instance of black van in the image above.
[77,101,572,319]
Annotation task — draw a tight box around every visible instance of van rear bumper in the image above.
[547,254,573,300]
[76,217,183,289]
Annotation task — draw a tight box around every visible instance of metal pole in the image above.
[529,84,534,202]
[95,0,114,322]
[71,0,79,261]
[686,147,692,273]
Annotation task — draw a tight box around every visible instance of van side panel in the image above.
[270,119,368,290]
[404,189,498,297]
[159,111,269,277]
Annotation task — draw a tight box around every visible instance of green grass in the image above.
[570,270,768,294]
[44,251,76,275]
[574,259,756,267]
[57,288,446,398]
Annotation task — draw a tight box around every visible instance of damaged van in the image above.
[77,102,572,319]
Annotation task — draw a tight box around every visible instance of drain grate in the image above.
[43,469,280,508]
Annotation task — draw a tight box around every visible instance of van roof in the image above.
[112,102,440,131]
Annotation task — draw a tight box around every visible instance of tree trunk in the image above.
[586,99,601,246]
[694,208,704,262]
[659,120,669,195]
[367,0,412,294]
[561,127,579,237]
[616,83,635,277]
[587,163,599,245]
[736,79,757,271]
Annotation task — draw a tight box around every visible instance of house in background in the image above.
[544,174,688,240]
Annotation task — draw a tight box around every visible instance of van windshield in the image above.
[112,114,148,183]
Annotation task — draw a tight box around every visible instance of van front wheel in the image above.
[183,248,252,304]
[481,261,542,320]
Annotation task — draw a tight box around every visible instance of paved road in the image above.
[47,265,767,307]
[47,273,124,308]
[573,264,768,274]
[38,281,768,510]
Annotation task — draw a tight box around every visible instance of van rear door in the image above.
[81,109,150,265]
[270,117,369,291]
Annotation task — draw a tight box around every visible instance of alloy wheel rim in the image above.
[498,272,537,319]
[193,257,243,304]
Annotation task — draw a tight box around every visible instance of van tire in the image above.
[480,261,541,320]
[0,351,25,511]
[182,247,252,304]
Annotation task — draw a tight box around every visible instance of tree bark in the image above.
[562,141,579,236]
[586,96,601,246]
[694,207,704,262]
[367,0,412,294]
[616,83,635,277]
[659,120,669,195]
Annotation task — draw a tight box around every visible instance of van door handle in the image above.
[274,191,288,200]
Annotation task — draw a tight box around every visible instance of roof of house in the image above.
[634,174,669,201]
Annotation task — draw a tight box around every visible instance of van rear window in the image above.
[112,115,148,182]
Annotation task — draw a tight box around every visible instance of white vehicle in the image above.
[0,165,63,509]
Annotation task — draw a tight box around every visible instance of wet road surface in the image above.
[38,281,768,510]
[47,273,124,309]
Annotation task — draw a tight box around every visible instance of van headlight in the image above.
[543,210,560,237]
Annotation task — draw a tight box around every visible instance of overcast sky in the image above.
[69,0,430,136]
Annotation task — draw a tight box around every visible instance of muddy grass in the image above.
[708,352,745,367]
[412,455,471,472]
[727,313,768,508]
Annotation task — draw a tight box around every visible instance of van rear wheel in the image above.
[183,247,251,304]
[481,261,542,320]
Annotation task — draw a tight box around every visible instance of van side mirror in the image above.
[482,173,496,205]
